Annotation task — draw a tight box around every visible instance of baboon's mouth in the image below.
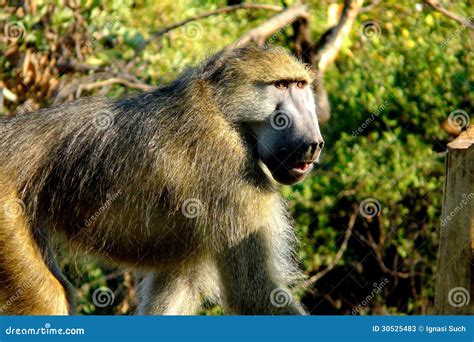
[287,161,314,181]
[289,161,313,174]
[262,156,315,185]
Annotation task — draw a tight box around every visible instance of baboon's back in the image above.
[0,96,160,231]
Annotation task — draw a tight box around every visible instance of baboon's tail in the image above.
[0,176,73,315]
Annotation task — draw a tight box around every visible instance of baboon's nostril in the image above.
[302,142,324,161]
[309,143,318,155]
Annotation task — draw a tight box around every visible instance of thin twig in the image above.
[307,209,358,285]
[353,229,410,279]
[360,0,382,13]
[127,3,284,69]
[54,72,156,104]
[424,0,474,29]
[77,77,156,95]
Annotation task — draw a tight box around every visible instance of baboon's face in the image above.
[251,79,324,185]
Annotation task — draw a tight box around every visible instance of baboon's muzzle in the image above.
[264,139,324,185]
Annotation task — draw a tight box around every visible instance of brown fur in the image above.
[0,46,313,315]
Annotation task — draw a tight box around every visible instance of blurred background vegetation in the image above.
[0,0,472,315]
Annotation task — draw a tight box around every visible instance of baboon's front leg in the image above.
[216,232,306,315]
[137,270,203,315]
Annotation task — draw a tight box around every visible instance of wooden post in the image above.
[434,125,474,314]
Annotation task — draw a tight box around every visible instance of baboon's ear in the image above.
[201,49,231,81]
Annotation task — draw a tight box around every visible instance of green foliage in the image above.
[324,1,472,144]
[291,0,471,314]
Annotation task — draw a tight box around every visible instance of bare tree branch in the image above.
[353,229,410,279]
[424,0,474,30]
[231,4,335,123]
[291,0,363,124]
[292,15,313,63]
[231,5,309,47]
[76,77,156,96]
[54,72,156,104]
[306,209,357,285]
[127,3,284,69]
[56,2,363,126]
[360,0,382,13]
[231,2,364,125]
[57,58,101,73]
[313,0,364,72]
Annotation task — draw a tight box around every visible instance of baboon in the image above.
[0,46,324,315]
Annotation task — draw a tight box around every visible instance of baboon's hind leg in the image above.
[137,257,219,315]
[137,267,208,315]
[0,191,70,315]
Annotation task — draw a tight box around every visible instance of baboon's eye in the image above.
[296,81,306,89]
[274,80,289,89]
